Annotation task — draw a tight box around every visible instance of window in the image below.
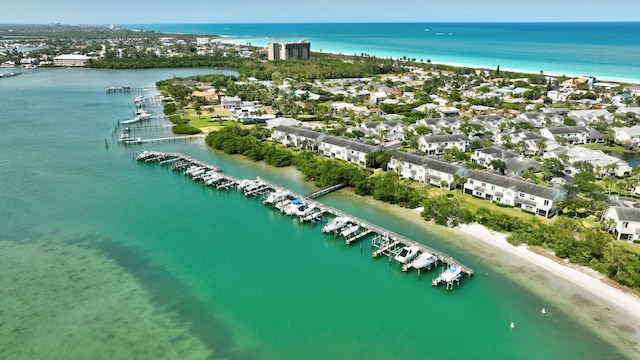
[543,200,549,206]
[469,180,474,185]
[519,192,525,198]
[623,221,629,228]
[481,182,486,187]
[529,195,535,200]
[491,185,495,191]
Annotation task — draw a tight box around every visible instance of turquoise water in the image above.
[0,69,634,359]
[125,22,640,83]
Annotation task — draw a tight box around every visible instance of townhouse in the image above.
[387,151,469,187]
[318,135,380,166]
[417,133,470,155]
[463,170,566,217]
[603,206,640,241]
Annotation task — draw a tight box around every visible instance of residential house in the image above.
[387,152,469,187]
[471,146,539,175]
[613,126,640,147]
[463,170,566,217]
[271,125,324,150]
[358,121,408,142]
[494,129,553,155]
[318,135,380,166]
[413,117,462,133]
[191,90,218,104]
[220,96,242,109]
[504,157,540,176]
[567,109,613,125]
[370,91,388,103]
[544,145,632,177]
[540,126,601,145]
[471,146,520,168]
[436,106,460,118]
[604,206,640,241]
[417,133,470,155]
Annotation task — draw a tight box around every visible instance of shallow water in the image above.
[0,68,635,359]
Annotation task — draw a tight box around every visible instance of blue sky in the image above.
[2,0,639,24]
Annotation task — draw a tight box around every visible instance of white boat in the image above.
[302,211,323,222]
[410,252,437,269]
[295,203,316,217]
[136,150,153,160]
[322,216,350,233]
[190,168,206,178]
[120,117,140,124]
[394,245,420,264]
[244,181,265,194]
[440,265,462,283]
[184,166,202,176]
[136,109,152,120]
[134,95,145,105]
[284,199,305,215]
[275,199,292,212]
[340,225,359,238]
[264,190,290,204]
[205,173,223,185]
[237,178,256,189]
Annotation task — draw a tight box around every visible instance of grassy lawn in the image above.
[581,143,637,153]
[616,240,640,256]
[420,185,556,224]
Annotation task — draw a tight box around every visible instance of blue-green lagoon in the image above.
[0,69,638,359]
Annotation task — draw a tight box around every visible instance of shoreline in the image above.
[218,38,640,85]
[331,189,640,356]
[454,223,640,356]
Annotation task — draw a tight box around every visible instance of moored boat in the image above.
[394,245,419,264]
[322,216,350,233]
[340,224,359,238]
[410,252,438,269]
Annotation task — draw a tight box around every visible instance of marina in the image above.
[136,150,473,291]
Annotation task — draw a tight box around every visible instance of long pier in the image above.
[119,134,205,145]
[135,151,473,291]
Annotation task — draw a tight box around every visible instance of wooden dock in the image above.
[120,134,205,145]
[135,151,473,289]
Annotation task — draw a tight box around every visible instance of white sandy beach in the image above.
[455,222,640,355]
[457,223,640,320]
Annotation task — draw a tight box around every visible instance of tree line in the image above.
[205,125,640,290]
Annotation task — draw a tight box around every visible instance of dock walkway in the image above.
[135,151,473,289]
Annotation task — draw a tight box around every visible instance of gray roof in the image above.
[612,206,640,222]
[321,135,378,153]
[545,126,589,135]
[505,157,540,173]
[475,114,505,123]
[468,170,564,200]
[476,146,519,160]
[392,152,466,175]
[363,120,403,129]
[273,125,323,140]
[421,133,469,143]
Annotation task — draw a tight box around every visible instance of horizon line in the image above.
[2,20,640,26]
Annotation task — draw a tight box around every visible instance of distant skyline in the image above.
[2,0,640,24]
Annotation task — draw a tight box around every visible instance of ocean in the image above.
[0,68,637,358]
[124,22,640,84]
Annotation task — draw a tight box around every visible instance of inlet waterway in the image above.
[0,68,635,359]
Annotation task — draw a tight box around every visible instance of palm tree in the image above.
[535,141,547,155]
[603,176,616,195]
[453,174,467,191]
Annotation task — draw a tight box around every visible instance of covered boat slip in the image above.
[136,151,473,291]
